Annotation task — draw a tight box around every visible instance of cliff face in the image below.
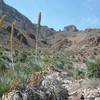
[0,0,4,4]
[0,0,34,33]
[0,0,56,48]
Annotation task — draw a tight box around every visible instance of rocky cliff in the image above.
[0,0,56,48]
[0,0,34,33]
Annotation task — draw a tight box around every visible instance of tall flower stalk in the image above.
[35,12,41,61]
[0,15,6,27]
[10,21,16,72]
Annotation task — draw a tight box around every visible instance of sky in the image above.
[4,0,100,30]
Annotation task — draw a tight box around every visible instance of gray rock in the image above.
[95,97,100,100]
[87,97,95,100]
[64,25,78,32]
[2,72,69,100]
[2,86,69,100]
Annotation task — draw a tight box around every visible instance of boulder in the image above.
[63,25,78,32]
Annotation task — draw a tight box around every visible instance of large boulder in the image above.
[63,25,78,32]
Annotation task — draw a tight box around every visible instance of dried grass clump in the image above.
[0,15,6,28]
[28,71,44,87]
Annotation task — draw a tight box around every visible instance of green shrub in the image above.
[0,82,9,94]
[49,51,73,70]
[86,59,100,78]
[73,68,86,79]
[0,73,13,94]
[0,58,7,72]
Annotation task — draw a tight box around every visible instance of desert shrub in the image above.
[49,50,73,70]
[86,59,100,78]
[0,49,10,74]
[14,50,27,63]
[0,58,7,72]
[0,48,43,94]
[0,82,9,94]
[73,68,86,79]
[0,46,75,94]
[0,71,14,94]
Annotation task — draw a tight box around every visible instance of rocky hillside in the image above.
[0,0,34,33]
[0,0,100,100]
[0,0,56,48]
[0,0,100,50]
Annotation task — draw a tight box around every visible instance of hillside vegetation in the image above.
[0,0,100,100]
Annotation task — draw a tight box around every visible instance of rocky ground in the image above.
[1,69,100,100]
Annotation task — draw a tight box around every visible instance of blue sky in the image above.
[4,0,100,30]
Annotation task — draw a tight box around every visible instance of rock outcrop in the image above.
[2,71,69,100]
[2,70,100,100]
[63,25,78,32]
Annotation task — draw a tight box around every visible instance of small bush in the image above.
[0,82,9,94]
[86,59,100,79]
[0,73,12,94]
[73,68,86,79]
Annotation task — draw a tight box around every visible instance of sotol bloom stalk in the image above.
[10,21,16,72]
[0,15,6,27]
[35,12,41,61]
